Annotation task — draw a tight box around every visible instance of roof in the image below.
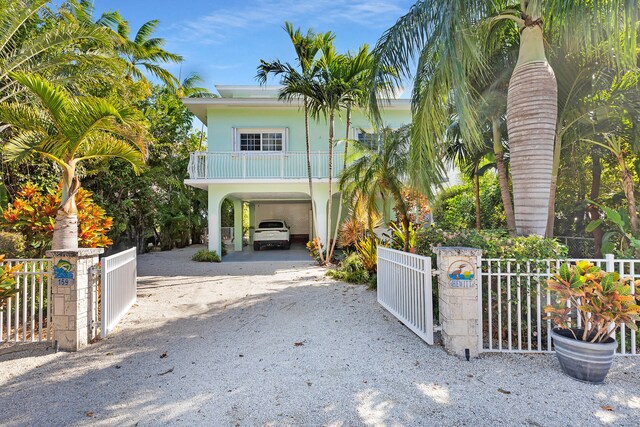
[183,85,411,125]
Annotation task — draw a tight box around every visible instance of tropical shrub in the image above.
[0,256,22,308]
[1,183,112,257]
[0,232,26,258]
[306,237,325,264]
[192,249,221,262]
[355,235,379,274]
[415,226,568,261]
[545,261,640,343]
[326,252,370,284]
[384,221,416,252]
[586,203,640,258]
[431,175,506,231]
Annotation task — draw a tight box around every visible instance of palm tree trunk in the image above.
[507,23,557,236]
[326,110,335,264]
[328,106,351,258]
[52,168,80,250]
[587,147,603,258]
[617,151,639,235]
[304,97,324,263]
[492,117,516,236]
[545,134,563,237]
[474,171,481,230]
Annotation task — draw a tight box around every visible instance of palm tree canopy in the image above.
[0,72,147,173]
[371,0,638,195]
[0,0,115,103]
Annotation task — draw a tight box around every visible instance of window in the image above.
[235,128,286,151]
[355,129,382,147]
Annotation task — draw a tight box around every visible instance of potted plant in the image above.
[545,261,640,383]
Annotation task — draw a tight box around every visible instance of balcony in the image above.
[187,151,347,180]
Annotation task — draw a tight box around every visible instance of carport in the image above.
[222,242,312,262]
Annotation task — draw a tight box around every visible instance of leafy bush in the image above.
[0,232,26,258]
[1,183,113,257]
[326,252,370,284]
[0,256,22,308]
[431,175,506,230]
[415,226,568,261]
[192,249,221,262]
[384,221,416,252]
[306,237,325,264]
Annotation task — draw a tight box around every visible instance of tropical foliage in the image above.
[1,183,112,257]
[0,255,21,307]
[545,261,640,343]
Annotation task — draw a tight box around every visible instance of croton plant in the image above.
[0,255,22,308]
[545,261,640,343]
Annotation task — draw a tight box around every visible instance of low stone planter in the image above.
[551,328,617,384]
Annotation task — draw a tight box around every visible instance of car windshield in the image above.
[259,221,284,229]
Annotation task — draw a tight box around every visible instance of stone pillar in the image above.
[433,247,482,358]
[46,248,104,352]
[233,199,243,252]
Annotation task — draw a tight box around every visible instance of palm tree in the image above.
[107,15,183,88]
[339,127,414,252]
[371,0,637,236]
[0,72,147,249]
[257,22,334,263]
[0,0,113,103]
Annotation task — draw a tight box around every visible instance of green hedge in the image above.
[0,232,26,258]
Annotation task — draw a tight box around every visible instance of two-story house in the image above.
[183,85,412,256]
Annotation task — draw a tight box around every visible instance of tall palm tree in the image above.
[340,127,414,252]
[371,0,638,236]
[0,72,147,249]
[257,23,334,263]
[0,0,113,103]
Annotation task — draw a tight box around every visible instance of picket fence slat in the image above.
[479,255,639,356]
[377,247,433,345]
[0,259,52,345]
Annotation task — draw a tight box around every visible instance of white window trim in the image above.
[233,127,288,152]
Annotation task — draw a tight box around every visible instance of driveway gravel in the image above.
[1,245,639,426]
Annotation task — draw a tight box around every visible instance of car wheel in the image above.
[253,242,260,251]
[284,241,291,250]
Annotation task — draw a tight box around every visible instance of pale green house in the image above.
[183,85,412,256]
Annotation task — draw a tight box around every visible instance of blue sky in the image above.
[93,0,415,94]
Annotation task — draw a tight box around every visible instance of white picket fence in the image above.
[377,247,434,344]
[0,259,52,344]
[478,254,639,356]
[101,248,137,338]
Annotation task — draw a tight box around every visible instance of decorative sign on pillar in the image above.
[447,260,475,288]
[53,259,74,286]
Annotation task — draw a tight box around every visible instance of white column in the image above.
[208,186,224,256]
[312,186,330,247]
[233,199,243,252]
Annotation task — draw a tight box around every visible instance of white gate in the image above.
[101,248,137,338]
[377,247,434,344]
[0,259,52,344]
[478,254,639,356]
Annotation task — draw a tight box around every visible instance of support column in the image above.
[233,199,243,252]
[312,187,330,246]
[248,203,256,244]
[433,247,482,358]
[208,186,224,256]
[46,248,103,352]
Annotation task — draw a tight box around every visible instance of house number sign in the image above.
[53,259,74,286]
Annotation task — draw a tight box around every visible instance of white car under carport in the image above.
[253,219,291,250]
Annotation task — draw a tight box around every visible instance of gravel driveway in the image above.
[1,245,639,426]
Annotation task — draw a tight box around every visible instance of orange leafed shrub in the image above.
[1,183,112,257]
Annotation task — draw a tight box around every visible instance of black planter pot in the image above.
[551,328,617,384]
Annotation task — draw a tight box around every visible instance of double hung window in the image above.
[235,128,286,151]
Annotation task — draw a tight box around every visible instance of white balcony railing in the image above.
[187,151,347,180]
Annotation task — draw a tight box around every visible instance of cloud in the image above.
[172,0,406,45]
